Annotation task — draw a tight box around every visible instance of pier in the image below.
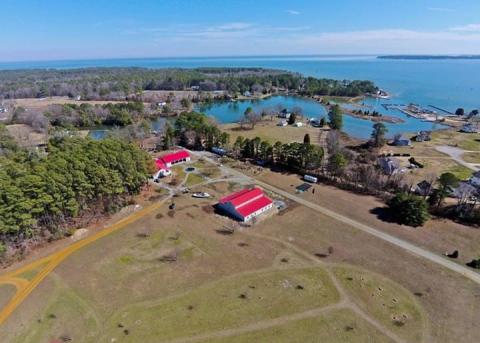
[429,105,454,115]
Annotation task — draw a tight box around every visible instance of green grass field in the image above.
[462,152,480,164]
[199,309,396,343]
[100,267,340,342]
[185,173,206,187]
[0,285,15,311]
[333,266,426,343]
[447,164,475,180]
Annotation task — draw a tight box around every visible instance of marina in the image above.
[382,103,445,122]
[196,95,448,140]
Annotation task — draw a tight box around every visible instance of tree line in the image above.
[232,136,324,173]
[45,102,146,128]
[0,131,153,260]
[0,67,378,100]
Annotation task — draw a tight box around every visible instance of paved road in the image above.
[255,179,480,285]
[196,151,480,285]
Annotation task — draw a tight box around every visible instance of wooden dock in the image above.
[429,105,454,115]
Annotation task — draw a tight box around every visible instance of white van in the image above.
[304,175,318,183]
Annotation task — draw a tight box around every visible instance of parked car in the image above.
[304,175,318,183]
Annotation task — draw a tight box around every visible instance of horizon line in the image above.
[1,53,480,65]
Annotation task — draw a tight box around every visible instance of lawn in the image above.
[199,308,396,343]
[383,142,474,182]
[221,120,325,145]
[447,164,475,180]
[462,152,480,164]
[0,285,15,311]
[100,267,340,342]
[333,265,426,343]
[170,165,187,185]
[185,173,205,187]
[10,277,99,343]
[429,130,480,151]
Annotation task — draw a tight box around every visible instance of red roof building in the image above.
[155,159,167,170]
[157,150,191,168]
[218,187,273,222]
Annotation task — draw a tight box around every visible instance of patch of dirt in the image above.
[71,229,88,241]
[202,205,215,214]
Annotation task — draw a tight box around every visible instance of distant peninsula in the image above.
[378,55,480,60]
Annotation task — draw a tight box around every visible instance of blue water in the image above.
[88,117,167,139]
[2,55,479,139]
[197,95,444,139]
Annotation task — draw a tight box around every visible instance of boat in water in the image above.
[368,89,390,99]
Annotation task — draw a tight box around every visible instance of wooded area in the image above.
[0,129,153,258]
[0,67,377,100]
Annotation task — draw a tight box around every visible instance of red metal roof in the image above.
[155,159,168,170]
[219,187,272,218]
[236,196,273,218]
[161,150,190,164]
[219,188,263,208]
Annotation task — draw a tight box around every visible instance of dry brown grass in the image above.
[13,97,127,111]
[255,170,480,263]
[1,175,479,343]
[462,152,480,164]
[221,120,326,144]
[5,124,47,147]
[255,198,480,343]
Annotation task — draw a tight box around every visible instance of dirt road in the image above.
[0,197,169,326]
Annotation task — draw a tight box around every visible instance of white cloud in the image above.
[120,23,480,56]
[427,7,455,12]
[285,10,300,15]
[450,23,480,32]
[215,22,255,31]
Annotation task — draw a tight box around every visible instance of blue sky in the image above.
[2,0,480,61]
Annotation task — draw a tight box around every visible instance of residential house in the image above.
[278,109,291,119]
[378,157,401,175]
[461,123,479,134]
[414,180,432,196]
[414,131,432,142]
[452,182,478,202]
[470,171,480,188]
[393,135,411,146]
